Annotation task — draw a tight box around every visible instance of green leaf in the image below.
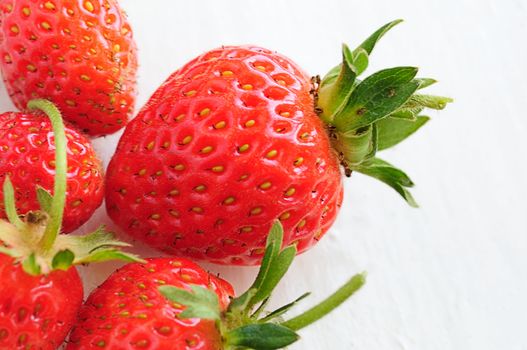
[226,323,299,350]
[405,94,453,110]
[377,115,430,151]
[230,221,284,312]
[0,246,21,258]
[2,176,24,231]
[159,285,221,321]
[36,186,53,213]
[353,19,403,58]
[415,78,437,89]
[334,67,420,132]
[388,106,423,120]
[22,253,41,276]
[282,273,366,331]
[51,249,74,270]
[354,158,418,207]
[250,245,297,308]
[350,48,369,76]
[259,292,311,323]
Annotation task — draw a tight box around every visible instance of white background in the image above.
[2,0,526,349]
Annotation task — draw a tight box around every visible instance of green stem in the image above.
[280,273,366,331]
[2,176,25,231]
[27,99,67,252]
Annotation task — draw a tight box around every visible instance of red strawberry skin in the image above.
[106,46,343,265]
[0,0,137,136]
[0,254,83,350]
[67,258,234,350]
[0,111,104,232]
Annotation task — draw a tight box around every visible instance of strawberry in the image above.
[67,223,365,350]
[106,20,452,265]
[0,0,137,136]
[0,109,104,233]
[0,99,142,349]
[0,253,83,349]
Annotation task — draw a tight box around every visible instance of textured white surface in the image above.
[2,0,527,349]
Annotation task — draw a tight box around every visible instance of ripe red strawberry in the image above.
[0,99,142,350]
[67,223,365,350]
[0,109,104,232]
[0,253,83,349]
[106,20,451,265]
[0,0,138,136]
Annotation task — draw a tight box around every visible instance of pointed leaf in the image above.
[377,115,430,151]
[74,249,143,265]
[226,323,299,350]
[353,19,403,57]
[354,158,418,207]
[22,253,41,276]
[250,245,297,307]
[159,285,221,321]
[334,67,420,132]
[52,249,74,270]
[405,94,453,110]
[2,176,24,230]
[350,47,369,76]
[389,106,423,120]
[260,292,311,323]
[415,78,437,89]
[36,186,53,213]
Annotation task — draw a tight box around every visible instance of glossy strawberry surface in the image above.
[0,111,104,232]
[0,0,137,136]
[106,46,343,265]
[67,258,234,350]
[0,253,83,350]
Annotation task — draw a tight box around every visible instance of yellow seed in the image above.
[146,141,155,150]
[26,64,37,72]
[266,150,278,159]
[238,144,250,153]
[10,25,19,34]
[284,187,296,197]
[300,132,310,139]
[67,8,74,15]
[211,165,224,173]
[221,70,233,77]
[250,207,262,215]
[200,146,213,154]
[277,79,286,86]
[150,214,161,220]
[22,7,31,16]
[84,0,94,12]
[214,121,226,129]
[169,189,179,196]
[4,54,11,63]
[66,99,76,107]
[199,108,211,117]
[294,157,304,166]
[44,1,56,10]
[72,199,82,207]
[173,164,185,171]
[280,111,291,117]
[223,197,235,205]
[239,174,249,181]
[297,219,307,229]
[113,44,121,52]
[191,207,203,214]
[84,35,92,41]
[245,120,255,128]
[175,114,185,122]
[181,274,192,282]
[169,210,179,217]
[280,212,291,220]
[241,226,253,233]
[138,169,147,176]
[242,84,253,90]
[194,185,206,192]
[255,65,266,72]
[260,181,272,190]
[184,90,196,97]
[181,136,192,145]
[80,74,91,81]
[41,21,51,30]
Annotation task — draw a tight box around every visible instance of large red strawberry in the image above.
[106,20,451,265]
[67,223,365,350]
[0,109,104,233]
[0,0,137,136]
[0,99,142,349]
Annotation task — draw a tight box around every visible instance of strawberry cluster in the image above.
[0,1,450,349]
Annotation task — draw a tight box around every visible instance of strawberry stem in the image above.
[2,176,25,231]
[27,99,67,252]
[280,272,366,331]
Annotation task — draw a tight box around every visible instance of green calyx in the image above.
[0,99,143,275]
[317,19,452,206]
[159,222,366,350]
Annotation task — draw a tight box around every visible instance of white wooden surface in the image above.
[2,0,526,348]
